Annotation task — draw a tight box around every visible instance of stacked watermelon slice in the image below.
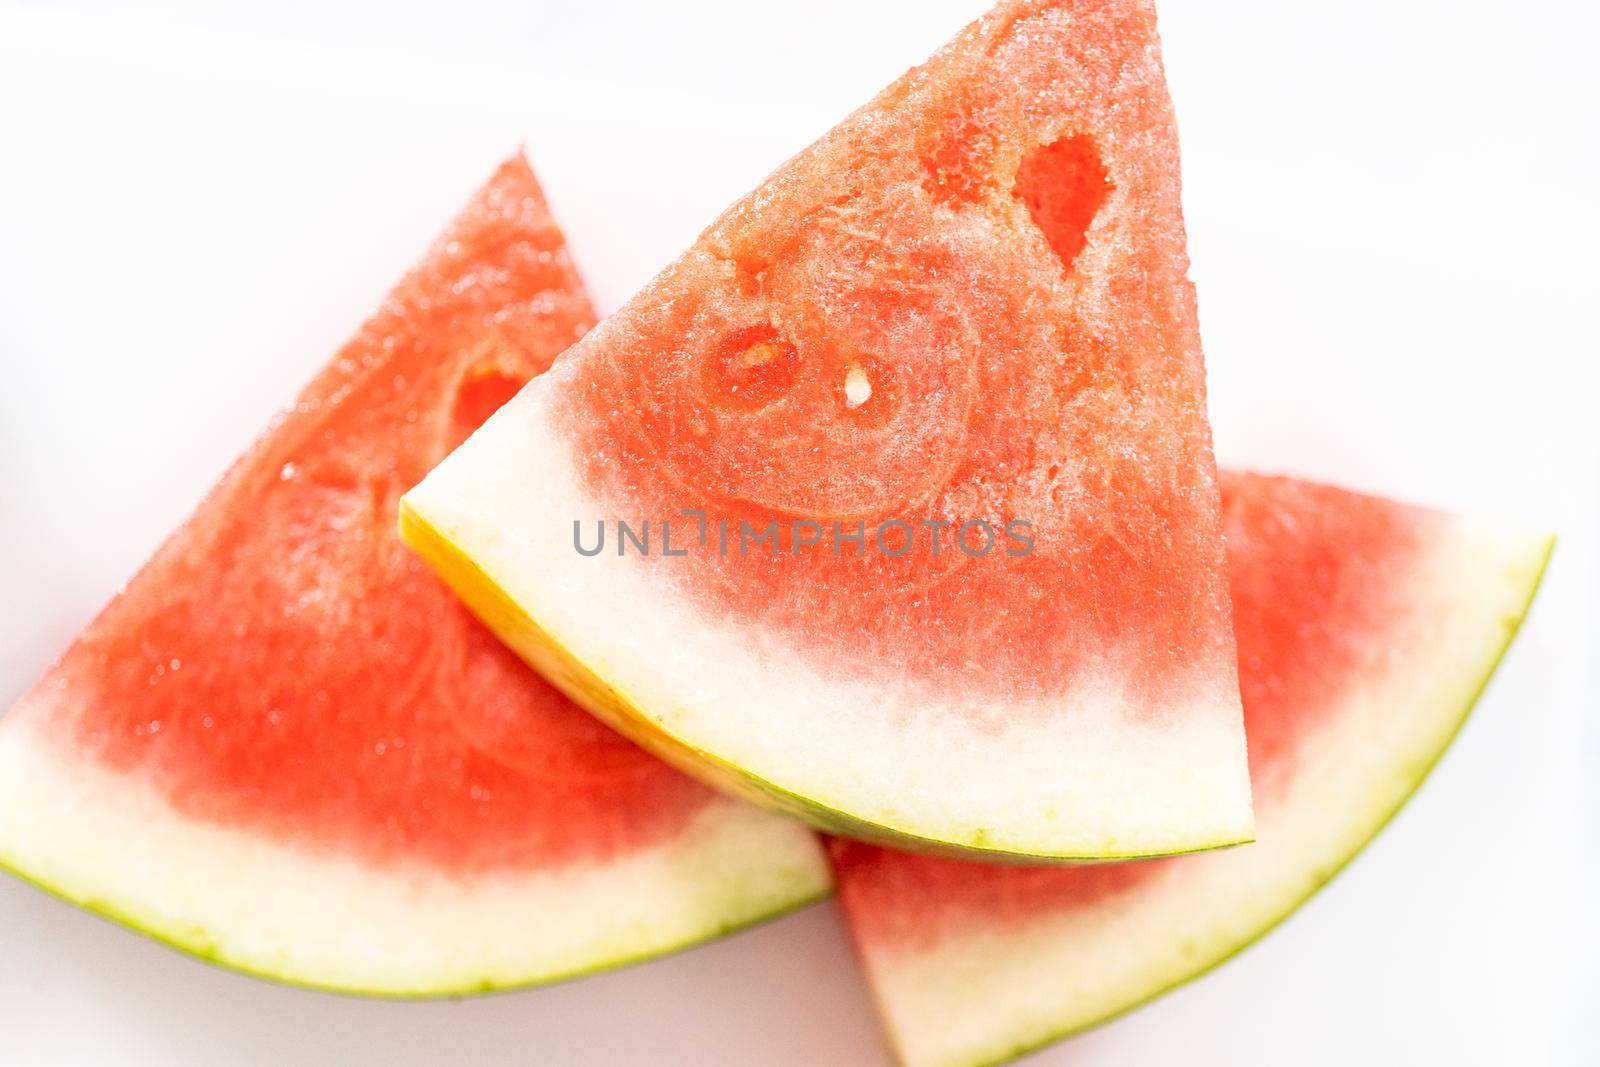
[0,1,1551,1065]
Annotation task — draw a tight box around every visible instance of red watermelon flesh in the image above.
[401,0,1253,862]
[829,471,1551,1067]
[0,157,828,995]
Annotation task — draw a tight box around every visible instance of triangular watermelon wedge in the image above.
[829,471,1551,1067]
[402,0,1254,861]
[0,157,828,995]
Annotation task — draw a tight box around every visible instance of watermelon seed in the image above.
[705,326,801,410]
[844,364,873,409]
[741,342,779,369]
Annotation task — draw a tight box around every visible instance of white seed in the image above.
[844,364,872,408]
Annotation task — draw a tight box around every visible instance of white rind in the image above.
[850,519,1550,1067]
[404,380,1254,859]
[0,714,830,995]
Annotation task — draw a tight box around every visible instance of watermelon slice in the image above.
[829,472,1551,1067]
[401,0,1254,861]
[0,157,828,995]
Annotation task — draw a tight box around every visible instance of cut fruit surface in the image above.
[401,0,1253,861]
[0,157,829,995]
[829,472,1552,1067]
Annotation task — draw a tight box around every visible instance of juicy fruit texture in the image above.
[0,157,828,995]
[830,472,1552,1067]
[403,0,1253,861]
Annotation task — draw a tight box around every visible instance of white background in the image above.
[1,1,1596,1064]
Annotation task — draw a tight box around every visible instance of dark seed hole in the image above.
[1013,134,1112,272]
[452,368,525,440]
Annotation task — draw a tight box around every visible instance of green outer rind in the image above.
[398,502,1253,865]
[927,532,1555,1067]
[0,846,829,999]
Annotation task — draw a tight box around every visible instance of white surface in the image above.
[0,2,1595,1065]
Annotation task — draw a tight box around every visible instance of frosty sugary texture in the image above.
[403,0,1253,860]
[35,158,655,870]
[553,0,1228,705]
[0,157,827,995]
[829,472,1551,1067]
